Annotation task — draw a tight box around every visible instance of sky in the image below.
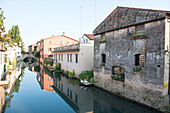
[1,0,170,49]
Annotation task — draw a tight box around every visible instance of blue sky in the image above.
[1,0,170,49]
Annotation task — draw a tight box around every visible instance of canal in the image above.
[0,62,162,113]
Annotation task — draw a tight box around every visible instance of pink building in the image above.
[40,35,79,62]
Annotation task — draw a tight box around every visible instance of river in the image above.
[0,62,163,113]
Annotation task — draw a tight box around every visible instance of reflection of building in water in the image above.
[53,74,94,113]
[53,73,161,113]
[0,87,5,113]
[6,67,22,94]
[37,65,54,91]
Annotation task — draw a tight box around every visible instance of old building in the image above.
[40,35,78,62]
[93,6,170,109]
[53,40,94,77]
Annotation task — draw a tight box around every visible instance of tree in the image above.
[34,51,40,58]
[8,25,25,50]
[0,8,7,41]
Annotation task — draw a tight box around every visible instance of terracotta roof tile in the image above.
[84,34,94,40]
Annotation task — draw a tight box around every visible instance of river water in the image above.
[0,62,162,113]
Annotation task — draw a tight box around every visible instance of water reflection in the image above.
[1,62,163,113]
[0,64,23,113]
[36,65,54,92]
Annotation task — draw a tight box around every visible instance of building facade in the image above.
[80,34,94,44]
[53,43,94,77]
[40,35,79,62]
[93,6,170,109]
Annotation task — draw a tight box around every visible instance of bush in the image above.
[100,62,105,66]
[54,63,61,71]
[9,61,12,65]
[99,40,106,43]
[79,70,93,81]
[111,74,123,81]
[43,58,53,66]
[133,66,142,72]
[34,51,40,58]
[68,71,75,78]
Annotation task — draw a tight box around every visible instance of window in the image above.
[136,24,145,34]
[67,89,69,96]
[70,91,72,99]
[67,54,69,62]
[134,54,145,67]
[75,94,78,103]
[70,54,72,62]
[86,39,88,43]
[112,66,125,82]
[59,54,60,60]
[61,54,63,61]
[75,54,78,63]
[101,54,106,63]
[101,33,105,40]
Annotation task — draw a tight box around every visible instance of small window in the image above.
[75,54,78,63]
[70,91,72,99]
[67,54,69,62]
[61,54,63,61]
[101,33,105,40]
[75,94,78,103]
[70,54,72,62]
[86,39,88,43]
[136,24,145,34]
[101,54,106,63]
[59,54,60,60]
[134,54,145,67]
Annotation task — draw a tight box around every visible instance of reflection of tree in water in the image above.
[34,65,40,73]
[2,68,25,113]
[54,72,61,81]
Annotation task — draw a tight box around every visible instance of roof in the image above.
[41,35,79,42]
[94,6,170,34]
[84,34,94,40]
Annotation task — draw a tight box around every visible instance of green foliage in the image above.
[54,63,61,71]
[99,40,106,43]
[133,34,146,38]
[34,46,37,52]
[164,105,170,111]
[100,62,105,66]
[21,51,27,54]
[68,71,75,78]
[111,74,123,81]
[4,64,6,72]
[9,61,12,65]
[34,65,40,73]
[133,66,142,72]
[79,70,93,81]
[0,9,9,44]
[8,25,25,50]
[34,51,40,58]
[43,58,53,66]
